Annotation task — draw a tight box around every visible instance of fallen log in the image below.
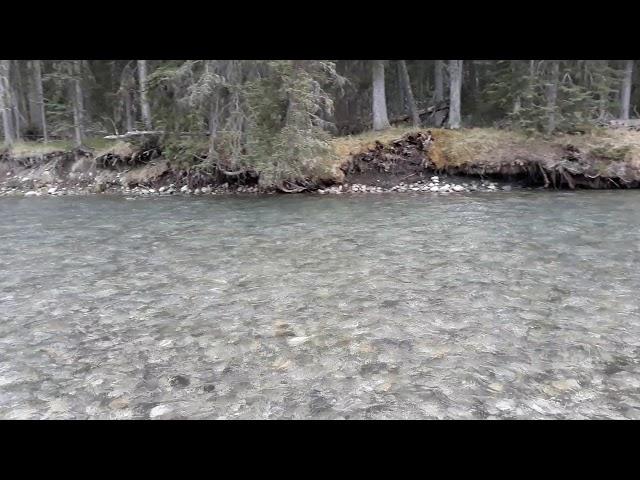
[389,103,449,124]
[104,130,209,140]
[608,119,640,129]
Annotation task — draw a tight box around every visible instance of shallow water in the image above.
[1,191,639,419]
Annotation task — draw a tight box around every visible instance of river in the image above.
[1,192,639,419]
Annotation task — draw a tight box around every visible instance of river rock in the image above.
[48,187,58,194]
[169,375,191,388]
[430,186,439,192]
[431,176,439,182]
[25,191,38,197]
[502,185,512,191]
[109,397,129,410]
[180,185,190,193]
[149,404,173,418]
[452,185,464,192]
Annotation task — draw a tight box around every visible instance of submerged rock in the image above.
[287,336,311,346]
[149,404,173,418]
[169,375,190,388]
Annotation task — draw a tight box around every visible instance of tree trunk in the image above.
[124,89,134,132]
[545,60,560,135]
[372,60,390,131]
[12,61,25,141]
[398,60,420,127]
[205,61,219,161]
[137,60,152,130]
[620,60,634,120]
[466,60,478,114]
[448,60,463,129]
[208,97,219,161]
[119,62,135,133]
[31,60,47,142]
[72,60,84,148]
[28,62,40,131]
[433,60,445,126]
[0,60,15,146]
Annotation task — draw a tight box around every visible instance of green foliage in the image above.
[243,61,342,187]
[5,59,637,185]
[483,60,625,136]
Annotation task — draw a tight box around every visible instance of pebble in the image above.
[288,336,311,346]
[551,379,580,391]
[495,399,515,411]
[109,397,129,410]
[149,404,172,418]
[2,170,518,197]
[169,375,190,388]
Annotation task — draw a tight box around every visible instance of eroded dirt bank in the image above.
[2,127,640,197]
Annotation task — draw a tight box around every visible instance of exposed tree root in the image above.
[339,130,640,190]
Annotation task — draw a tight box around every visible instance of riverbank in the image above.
[2,126,639,197]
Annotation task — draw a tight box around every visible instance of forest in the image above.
[1,60,639,193]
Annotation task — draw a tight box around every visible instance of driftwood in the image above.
[278,181,306,193]
[389,103,449,124]
[104,130,208,140]
[608,119,640,129]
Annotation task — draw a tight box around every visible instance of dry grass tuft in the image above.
[121,160,171,186]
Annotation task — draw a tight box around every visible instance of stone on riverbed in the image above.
[25,191,39,197]
[169,375,190,388]
[149,404,173,418]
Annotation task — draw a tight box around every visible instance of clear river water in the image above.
[1,191,639,419]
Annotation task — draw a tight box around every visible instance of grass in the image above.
[328,126,640,173]
[6,127,640,184]
[7,137,116,157]
[330,126,421,159]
